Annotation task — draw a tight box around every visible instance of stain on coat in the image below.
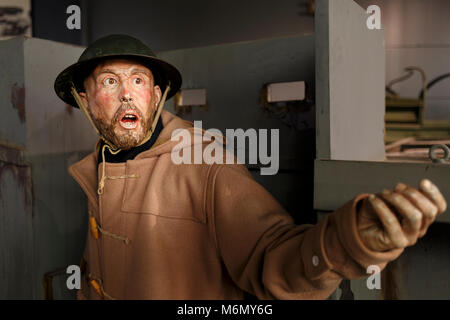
[10,83,26,123]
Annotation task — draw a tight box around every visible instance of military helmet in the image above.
[54,34,182,108]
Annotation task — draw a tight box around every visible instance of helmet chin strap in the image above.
[70,82,171,195]
[135,81,171,149]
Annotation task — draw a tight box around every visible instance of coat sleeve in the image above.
[206,164,404,299]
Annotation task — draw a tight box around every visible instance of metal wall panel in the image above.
[0,145,34,299]
[0,37,95,299]
[158,34,317,224]
[0,38,26,147]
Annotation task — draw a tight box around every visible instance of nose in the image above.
[121,95,132,103]
[120,82,133,103]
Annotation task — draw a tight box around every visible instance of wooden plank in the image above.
[385,137,416,152]
[387,120,450,129]
[386,131,450,144]
[385,111,418,123]
[386,149,444,161]
[423,120,450,128]
[386,98,423,107]
[314,159,450,223]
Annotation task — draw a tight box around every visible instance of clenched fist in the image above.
[357,179,447,252]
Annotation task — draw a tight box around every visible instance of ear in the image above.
[78,92,89,107]
[154,85,162,107]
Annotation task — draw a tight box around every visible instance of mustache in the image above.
[112,103,144,124]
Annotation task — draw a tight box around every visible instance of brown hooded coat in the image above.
[69,110,403,300]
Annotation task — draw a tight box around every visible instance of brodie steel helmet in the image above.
[53,35,182,181]
[54,34,182,108]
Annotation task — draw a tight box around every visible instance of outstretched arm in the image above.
[208,164,446,300]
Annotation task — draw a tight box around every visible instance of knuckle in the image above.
[391,193,401,203]
[386,216,398,226]
[395,236,408,248]
[401,236,410,247]
[395,182,407,191]
[427,206,438,219]
[406,188,420,199]
[409,211,422,225]
[373,198,386,209]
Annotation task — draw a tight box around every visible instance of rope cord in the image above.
[97,225,131,245]
[105,174,139,180]
[88,210,130,244]
[70,85,101,137]
[98,144,121,194]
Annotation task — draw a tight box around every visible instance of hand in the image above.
[357,179,447,252]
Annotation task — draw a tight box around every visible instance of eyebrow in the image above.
[96,68,152,77]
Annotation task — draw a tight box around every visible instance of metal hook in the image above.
[429,144,450,163]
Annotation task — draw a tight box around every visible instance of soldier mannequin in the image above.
[55,35,446,300]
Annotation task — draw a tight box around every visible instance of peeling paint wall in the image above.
[0,145,34,299]
[0,37,26,147]
[10,82,26,123]
[0,37,97,299]
[23,38,98,156]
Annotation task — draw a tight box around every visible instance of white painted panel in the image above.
[178,88,206,106]
[267,81,305,102]
[316,0,386,161]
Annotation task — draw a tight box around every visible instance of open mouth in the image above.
[119,111,140,130]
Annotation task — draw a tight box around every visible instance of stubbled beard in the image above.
[89,103,154,150]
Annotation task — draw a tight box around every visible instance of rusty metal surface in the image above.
[0,37,26,147]
[28,151,89,300]
[0,144,89,300]
[0,145,35,299]
[0,37,92,299]
[10,82,26,123]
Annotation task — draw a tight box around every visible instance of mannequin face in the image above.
[79,58,162,150]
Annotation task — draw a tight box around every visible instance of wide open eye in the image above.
[103,78,117,86]
[133,78,143,85]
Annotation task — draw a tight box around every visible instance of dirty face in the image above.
[79,59,162,150]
